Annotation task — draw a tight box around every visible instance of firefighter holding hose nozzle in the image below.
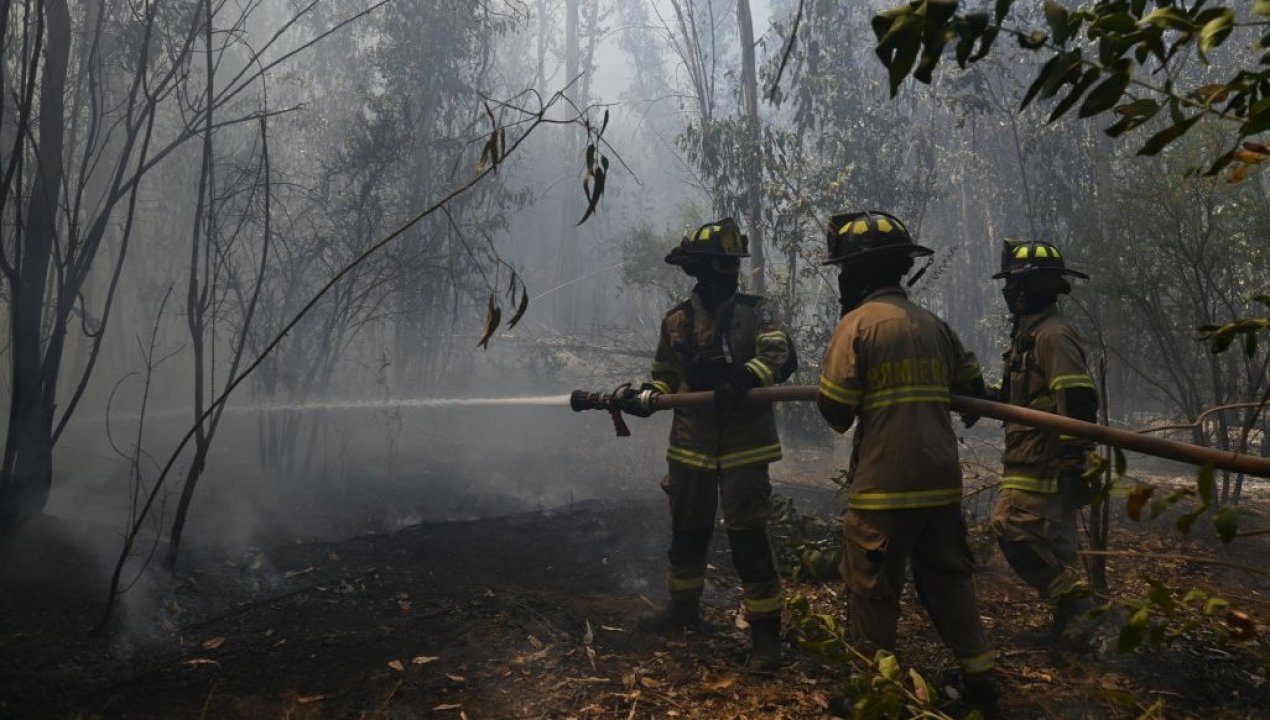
[619,218,797,671]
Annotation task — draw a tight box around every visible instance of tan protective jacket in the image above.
[650,291,796,470]
[818,288,982,510]
[999,306,1095,493]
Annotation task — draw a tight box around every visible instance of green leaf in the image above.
[1118,607,1150,652]
[876,14,921,97]
[1113,446,1127,477]
[875,650,900,679]
[1146,579,1175,613]
[1079,70,1131,118]
[1018,29,1048,50]
[995,0,1015,24]
[1197,461,1215,505]
[1091,12,1137,35]
[1214,505,1239,544]
[1139,7,1197,33]
[1204,597,1229,615]
[1114,98,1160,118]
[1021,53,1067,109]
[1202,148,1237,178]
[1197,9,1235,61]
[1257,0,1270,18]
[1176,510,1200,535]
[1137,114,1202,156]
[1044,1,1070,45]
[908,668,932,705]
[914,34,950,85]
[1149,487,1189,519]
[969,27,1000,62]
[1049,67,1101,122]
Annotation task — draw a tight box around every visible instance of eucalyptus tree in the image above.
[0,0,350,527]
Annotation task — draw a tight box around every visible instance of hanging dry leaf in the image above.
[1125,484,1154,521]
[387,660,405,672]
[282,567,313,579]
[412,656,440,665]
[640,676,663,689]
[182,658,220,667]
[296,695,326,705]
[434,703,462,711]
[446,673,467,683]
[506,286,529,330]
[201,636,225,651]
[477,294,501,350]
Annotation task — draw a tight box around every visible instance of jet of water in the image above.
[226,395,574,414]
[78,395,574,424]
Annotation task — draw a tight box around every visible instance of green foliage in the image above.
[788,596,954,719]
[1199,295,1270,356]
[872,1,1270,176]
[1114,582,1245,652]
[768,494,842,582]
[1126,462,1243,541]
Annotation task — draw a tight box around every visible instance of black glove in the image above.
[959,376,989,429]
[714,367,760,413]
[619,383,660,418]
[1058,460,1095,510]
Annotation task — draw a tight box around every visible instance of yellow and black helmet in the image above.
[821,211,933,266]
[664,217,750,266]
[993,239,1088,280]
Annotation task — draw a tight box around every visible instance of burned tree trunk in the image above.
[1,0,71,527]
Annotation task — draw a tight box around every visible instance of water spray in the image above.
[92,395,573,423]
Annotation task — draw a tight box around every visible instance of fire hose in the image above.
[570,384,1270,479]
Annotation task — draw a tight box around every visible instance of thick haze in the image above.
[5,0,1266,565]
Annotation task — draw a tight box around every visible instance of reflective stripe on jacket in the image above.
[651,291,796,470]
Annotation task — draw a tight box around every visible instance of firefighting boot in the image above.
[637,599,701,634]
[745,614,782,671]
[962,670,1002,719]
[1052,597,1105,650]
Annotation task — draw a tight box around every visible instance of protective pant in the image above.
[842,505,994,677]
[661,462,783,617]
[992,487,1084,601]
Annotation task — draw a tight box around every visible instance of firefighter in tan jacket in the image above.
[816,211,998,713]
[621,218,796,671]
[990,239,1099,641]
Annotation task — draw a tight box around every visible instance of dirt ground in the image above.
[2,477,1269,720]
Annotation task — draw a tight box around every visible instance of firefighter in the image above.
[816,211,998,713]
[620,217,797,671]
[990,238,1099,641]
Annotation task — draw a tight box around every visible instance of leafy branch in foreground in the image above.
[789,595,958,720]
[872,0,1270,178]
[1199,295,1270,356]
